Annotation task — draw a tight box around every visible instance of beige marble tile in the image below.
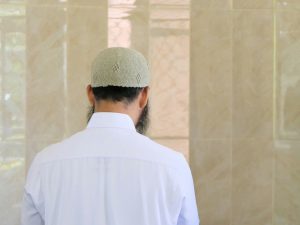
[233,11,273,139]
[147,7,189,138]
[66,6,107,136]
[192,0,231,9]
[153,138,189,160]
[274,140,300,225]
[233,0,273,9]
[190,140,231,225]
[26,6,66,141]
[191,10,232,139]
[232,138,273,225]
[276,10,300,140]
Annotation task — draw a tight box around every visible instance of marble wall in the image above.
[0,0,299,225]
[190,1,300,225]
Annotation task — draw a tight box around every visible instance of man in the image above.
[21,47,199,225]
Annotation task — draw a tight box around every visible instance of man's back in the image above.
[22,113,199,225]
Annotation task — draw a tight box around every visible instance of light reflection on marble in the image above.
[274,140,300,225]
[276,10,300,140]
[107,2,190,138]
[108,6,149,56]
[148,6,189,138]
[274,10,300,225]
[0,4,26,225]
[277,0,300,9]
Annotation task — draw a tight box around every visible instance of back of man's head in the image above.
[86,47,151,134]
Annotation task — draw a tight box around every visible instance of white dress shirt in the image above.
[21,112,199,225]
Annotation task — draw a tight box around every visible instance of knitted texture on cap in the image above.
[91,47,150,88]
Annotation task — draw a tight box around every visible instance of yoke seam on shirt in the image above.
[38,155,183,171]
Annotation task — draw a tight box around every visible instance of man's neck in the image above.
[94,101,137,125]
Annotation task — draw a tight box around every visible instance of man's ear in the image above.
[86,85,96,105]
[139,87,149,109]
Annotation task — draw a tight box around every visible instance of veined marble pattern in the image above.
[191,8,232,139]
[232,10,273,139]
[1,1,300,225]
[191,139,231,225]
[195,0,231,9]
[232,139,273,225]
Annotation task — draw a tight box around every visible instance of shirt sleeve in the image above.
[177,154,200,225]
[21,154,44,225]
[21,190,44,225]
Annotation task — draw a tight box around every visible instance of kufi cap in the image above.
[91,47,150,88]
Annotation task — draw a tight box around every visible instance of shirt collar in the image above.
[87,112,136,132]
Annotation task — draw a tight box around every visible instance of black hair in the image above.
[92,86,143,104]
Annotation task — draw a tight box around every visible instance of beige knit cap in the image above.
[91,47,150,88]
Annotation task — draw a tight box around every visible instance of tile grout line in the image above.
[272,0,277,224]
[230,3,233,225]
[188,0,191,165]
[63,7,68,138]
